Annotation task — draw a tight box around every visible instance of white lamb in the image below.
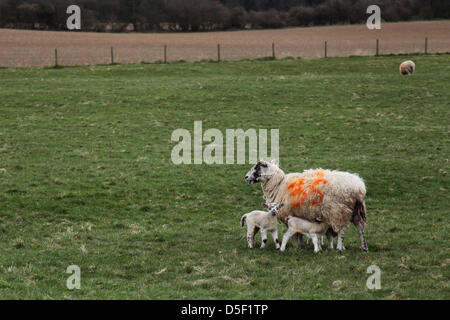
[240,202,283,249]
[280,216,329,253]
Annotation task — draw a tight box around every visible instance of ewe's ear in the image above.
[259,160,268,168]
[262,203,268,208]
[279,203,284,208]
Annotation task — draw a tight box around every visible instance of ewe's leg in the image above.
[260,229,268,249]
[352,201,368,252]
[355,224,368,252]
[336,227,346,252]
[271,230,280,250]
[280,229,294,252]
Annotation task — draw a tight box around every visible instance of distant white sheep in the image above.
[400,60,415,75]
[245,161,368,252]
[240,202,283,249]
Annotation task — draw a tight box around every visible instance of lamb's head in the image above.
[245,160,278,184]
[263,202,284,216]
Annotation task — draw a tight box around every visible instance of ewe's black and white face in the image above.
[244,161,269,184]
[263,202,284,216]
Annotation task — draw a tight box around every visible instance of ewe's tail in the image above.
[352,199,367,229]
[240,214,247,227]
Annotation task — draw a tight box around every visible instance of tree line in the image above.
[0,0,449,32]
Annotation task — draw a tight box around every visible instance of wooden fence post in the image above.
[272,42,276,59]
[425,37,428,54]
[55,48,58,67]
[324,41,327,58]
[110,47,114,64]
[164,45,167,63]
[217,44,221,62]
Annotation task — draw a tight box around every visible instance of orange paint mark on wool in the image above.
[288,178,307,207]
[316,170,325,178]
[310,170,328,206]
[309,181,328,206]
[288,171,328,207]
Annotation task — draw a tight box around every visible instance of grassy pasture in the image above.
[0,54,449,299]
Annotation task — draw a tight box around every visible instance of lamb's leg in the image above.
[336,227,346,252]
[326,228,337,250]
[314,235,323,250]
[355,224,368,252]
[292,233,305,249]
[260,229,268,249]
[246,228,253,249]
[327,232,334,250]
[280,229,294,252]
[291,234,298,247]
[246,224,256,249]
[271,230,280,250]
[312,235,320,253]
[299,234,305,248]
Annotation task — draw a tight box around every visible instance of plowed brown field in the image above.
[1,20,449,67]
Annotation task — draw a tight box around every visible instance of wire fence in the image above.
[1,35,449,67]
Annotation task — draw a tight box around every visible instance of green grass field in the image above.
[0,54,449,299]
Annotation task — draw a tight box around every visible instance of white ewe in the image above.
[240,202,283,249]
[244,161,368,252]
